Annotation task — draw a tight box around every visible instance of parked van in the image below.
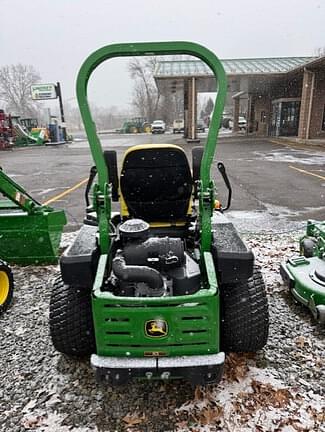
[173,119,184,134]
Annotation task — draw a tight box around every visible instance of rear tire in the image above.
[0,260,14,315]
[300,238,317,258]
[49,276,95,356]
[220,266,269,352]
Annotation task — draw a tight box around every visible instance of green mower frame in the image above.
[281,220,325,323]
[49,42,269,386]
[0,168,66,265]
[76,42,226,255]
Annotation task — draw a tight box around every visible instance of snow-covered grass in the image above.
[0,231,324,432]
[175,357,324,432]
[173,233,324,432]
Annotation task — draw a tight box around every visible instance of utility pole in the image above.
[56,82,67,141]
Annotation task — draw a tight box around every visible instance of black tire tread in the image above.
[49,276,95,356]
[220,266,269,352]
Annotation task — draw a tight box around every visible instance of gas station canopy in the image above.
[155,57,315,79]
[153,55,324,141]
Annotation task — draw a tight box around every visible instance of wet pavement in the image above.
[0,134,324,232]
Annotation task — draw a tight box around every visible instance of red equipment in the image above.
[0,110,13,150]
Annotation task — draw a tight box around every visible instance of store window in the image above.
[280,101,300,136]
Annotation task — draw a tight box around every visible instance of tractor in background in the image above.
[120,117,151,134]
[20,118,50,143]
[11,116,49,147]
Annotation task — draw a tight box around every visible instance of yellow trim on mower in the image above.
[0,270,10,305]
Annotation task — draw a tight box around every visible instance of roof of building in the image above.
[154,57,317,78]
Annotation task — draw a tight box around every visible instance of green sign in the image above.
[31,83,57,100]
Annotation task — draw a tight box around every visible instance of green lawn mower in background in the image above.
[0,168,66,265]
[49,42,269,386]
[281,220,325,324]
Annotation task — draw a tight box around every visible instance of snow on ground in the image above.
[175,357,324,432]
[0,231,324,432]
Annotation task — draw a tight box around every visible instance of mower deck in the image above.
[0,209,66,265]
[280,256,325,323]
[0,168,66,265]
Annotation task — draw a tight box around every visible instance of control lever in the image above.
[217,162,232,211]
[85,166,97,208]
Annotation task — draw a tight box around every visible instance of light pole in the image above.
[56,82,67,142]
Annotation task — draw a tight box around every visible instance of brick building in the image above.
[154,55,325,142]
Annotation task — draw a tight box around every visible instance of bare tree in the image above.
[313,46,325,57]
[204,97,214,117]
[128,58,161,122]
[129,56,185,125]
[156,81,175,125]
[0,64,41,117]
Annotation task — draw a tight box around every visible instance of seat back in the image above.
[120,145,192,222]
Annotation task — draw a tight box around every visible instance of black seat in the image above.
[120,146,192,222]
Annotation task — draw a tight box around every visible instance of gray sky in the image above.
[1,0,325,109]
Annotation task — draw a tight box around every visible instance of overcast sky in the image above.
[1,0,325,110]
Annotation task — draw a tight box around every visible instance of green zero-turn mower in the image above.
[280,220,325,324]
[49,42,269,386]
[0,260,14,316]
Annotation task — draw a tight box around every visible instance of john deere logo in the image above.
[145,319,168,338]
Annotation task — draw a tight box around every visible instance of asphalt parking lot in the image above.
[1,133,324,232]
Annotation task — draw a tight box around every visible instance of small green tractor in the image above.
[49,42,269,385]
[281,220,325,324]
[120,117,151,134]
